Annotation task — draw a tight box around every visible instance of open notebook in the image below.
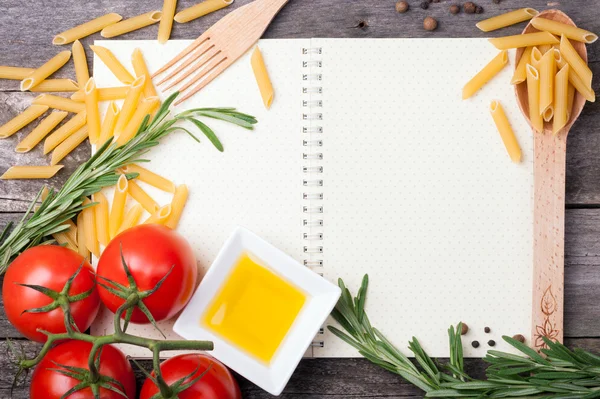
[91,38,534,358]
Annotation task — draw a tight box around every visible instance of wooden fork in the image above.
[153,0,289,105]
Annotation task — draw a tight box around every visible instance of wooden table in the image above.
[0,0,599,397]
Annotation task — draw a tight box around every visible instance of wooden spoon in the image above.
[515,10,588,351]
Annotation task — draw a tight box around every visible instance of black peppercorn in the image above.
[475,5,484,13]
[396,1,409,13]
[463,2,476,13]
[484,326,491,333]
[512,334,526,343]
[420,1,429,10]
[450,4,460,14]
[488,340,496,347]
[471,340,480,348]
[423,16,438,31]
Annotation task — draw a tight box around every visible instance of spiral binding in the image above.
[303,46,325,345]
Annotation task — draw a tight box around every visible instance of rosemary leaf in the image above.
[329,274,600,398]
[0,92,257,273]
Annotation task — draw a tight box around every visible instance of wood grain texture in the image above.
[0,0,600,397]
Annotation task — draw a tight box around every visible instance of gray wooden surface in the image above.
[0,0,599,398]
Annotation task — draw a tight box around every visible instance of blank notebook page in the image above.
[313,38,533,357]
[91,39,309,357]
[91,38,533,359]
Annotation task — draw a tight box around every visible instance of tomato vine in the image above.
[10,250,213,399]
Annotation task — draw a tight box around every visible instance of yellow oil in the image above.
[202,252,307,363]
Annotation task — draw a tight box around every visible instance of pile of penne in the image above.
[49,169,188,259]
[463,8,596,162]
[51,0,234,45]
[0,43,159,179]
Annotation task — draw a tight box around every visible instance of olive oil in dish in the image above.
[201,252,307,363]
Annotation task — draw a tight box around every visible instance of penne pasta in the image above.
[33,94,86,113]
[525,64,543,134]
[93,192,110,247]
[511,46,533,85]
[64,219,78,244]
[0,66,34,80]
[530,46,543,70]
[72,40,90,88]
[71,86,129,102]
[556,56,595,103]
[109,174,129,239]
[489,100,521,163]
[552,47,562,64]
[476,8,539,32]
[488,32,559,50]
[462,50,508,99]
[165,184,189,229]
[539,50,556,115]
[0,104,49,139]
[54,219,78,251]
[122,164,176,193]
[158,0,178,44]
[50,125,89,165]
[131,48,158,98]
[76,212,90,259]
[53,231,77,252]
[174,0,234,23]
[43,111,87,154]
[82,198,100,258]
[101,11,162,38]
[251,47,274,109]
[566,83,575,120]
[90,45,135,84]
[560,34,593,90]
[53,13,123,45]
[0,165,63,180]
[531,17,598,44]
[128,180,160,213]
[21,51,71,91]
[16,111,68,153]
[543,106,554,122]
[143,204,172,225]
[538,44,552,54]
[99,101,120,145]
[84,78,101,144]
[117,204,144,235]
[116,96,160,145]
[553,64,570,135]
[30,79,79,93]
[113,75,146,137]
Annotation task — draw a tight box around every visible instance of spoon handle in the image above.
[532,132,566,351]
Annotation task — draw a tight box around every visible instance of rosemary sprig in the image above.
[329,274,600,398]
[0,92,257,273]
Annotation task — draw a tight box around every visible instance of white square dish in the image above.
[173,226,341,395]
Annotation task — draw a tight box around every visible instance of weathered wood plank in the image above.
[1,1,600,397]
[0,206,600,338]
[0,90,599,208]
[0,93,90,212]
[0,338,597,399]
[0,205,599,397]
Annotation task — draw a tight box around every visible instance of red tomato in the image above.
[30,340,136,399]
[2,246,100,342]
[96,224,197,323]
[140,354,241,399]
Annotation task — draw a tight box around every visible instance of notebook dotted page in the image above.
[313,38,534,358]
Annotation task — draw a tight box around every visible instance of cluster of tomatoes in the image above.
[2,224,242,399]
